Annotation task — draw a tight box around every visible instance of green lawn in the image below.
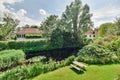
[33,64,120,80]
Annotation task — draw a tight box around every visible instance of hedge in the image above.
[8,40,48,49]
[0,41,8,50]
[0,50,25,69]
[0,40,48,50]
[25,34,42,38]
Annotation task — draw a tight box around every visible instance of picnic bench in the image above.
[71,61,87,71]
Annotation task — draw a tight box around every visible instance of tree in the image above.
[98,23,112,36]
[61,0,93,40]
[50,27,63,48]
[0,13,19,40]
[114,17,120,36]
[40,15,58,37]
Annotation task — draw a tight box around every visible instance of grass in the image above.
[33,64,120,80]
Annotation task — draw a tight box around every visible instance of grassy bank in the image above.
[33,64,120,80]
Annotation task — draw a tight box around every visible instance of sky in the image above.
[0,0,120,27]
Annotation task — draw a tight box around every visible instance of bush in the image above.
[0,55,76,80]
[77,44,119,64]
[23,45,52,54]
[50,27,64,48]
[62,32,76,48]
[27,56,46,63]
[0,41,8,50]
[0,63,43,80]
[43,60,57,73]
[110,38,120,60]
[0,50,25,69]
[25,34,42,38]
[8,40,48,49]
[111,38,120,51]
[64,55,75,65]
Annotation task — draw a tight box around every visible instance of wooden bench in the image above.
[71,61,87,71]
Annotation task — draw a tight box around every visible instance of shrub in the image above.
[111,38,120,51]
[62,31,76,48]
[0,41,8,50]
[0,63,43,80]
[50,27,64,48]
[77,44,119,64]
[23,45,52,54]
[43,60,57,73]
[8,40,48,49]
[0,50,25,69]
[0,55,76,80]
[64,55,75,65]
[110,38,120,60]
[27,56,46,63]
[25,34,42,38]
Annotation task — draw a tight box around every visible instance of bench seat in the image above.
[71,61,87,71]
[71,64,81,71]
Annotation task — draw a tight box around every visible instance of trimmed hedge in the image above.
[25,34,42,38]
[0,50,25,69]
[0,41,8,50]
[0,40,48,50]
[8,40,48,49]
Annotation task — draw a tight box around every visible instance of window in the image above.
[89,35,91,37]
[93,35,95,37]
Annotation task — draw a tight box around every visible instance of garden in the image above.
[0,0,120,80]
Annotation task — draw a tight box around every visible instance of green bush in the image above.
[62,32,76,48]
[43,60,57,73]
[50,27,64,48]
[64,55,75,65]
[25,34,42,38]
[23,45,52,53]
[0,50,25,69]
[77,44,119,64]
[8,40,48,49]
[0,63,43,80]
[111,38,120,51]
[0,55,76,80]
[0,41,8,50]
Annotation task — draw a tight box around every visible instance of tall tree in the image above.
[40,15,58,37]
[61,0,93,40]
[98,23,114,37]
[0,13,19,40]
[114,17,120,36]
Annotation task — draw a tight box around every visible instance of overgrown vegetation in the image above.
[77,44,119,64]
[0,50,25,70]
[0,55,75,80]
[0,0,120,79]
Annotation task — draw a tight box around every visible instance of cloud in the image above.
[0,0,40,27]
[15,9,40,27]
[17,9,27,16]
[92,6,120,27]
[16,9,40,27]
[0,0,23,4]
[39,9,47,15]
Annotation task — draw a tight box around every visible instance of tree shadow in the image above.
[70,68,84,74]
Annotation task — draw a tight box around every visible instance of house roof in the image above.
[85,30,98,35]
[16,27,42,35]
